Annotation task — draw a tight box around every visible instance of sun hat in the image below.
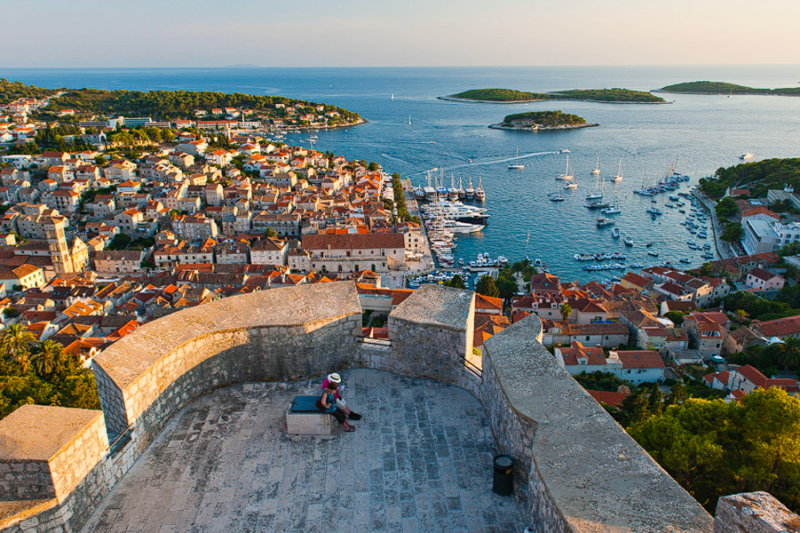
[328,373,341,383]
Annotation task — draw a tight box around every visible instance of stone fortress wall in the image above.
[1,282,797,533]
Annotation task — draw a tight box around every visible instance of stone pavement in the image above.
[80,369,525,533]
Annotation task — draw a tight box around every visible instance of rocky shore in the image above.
[489,122,599,132]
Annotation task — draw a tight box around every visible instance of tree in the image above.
[560,303,572,322]
[446,274,465,289]
[735,309,749,324]
[263,228,278,239]
[721,222,744,243]
[1,324,37,375]
[715,197,739,220]
[30,340,63,377]
[475,275,500,298]
[699,262,714,277]
[628,389,800,514]
[495,276,518,303]
[664,311,684,326]
[615,389,650,427]
[777,336,800,369]
[647,384,663,417]
[665,381,688,407]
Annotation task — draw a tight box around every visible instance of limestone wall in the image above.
[713,492,800,533]
[380,285,479,393]
[481,314,716,532]
[92,281,362,442]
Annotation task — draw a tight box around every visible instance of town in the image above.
[0,91,798,412]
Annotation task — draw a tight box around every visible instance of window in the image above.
[586,336,590,341]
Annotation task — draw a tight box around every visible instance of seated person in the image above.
[317,381,356,432]
[322,373,362,420]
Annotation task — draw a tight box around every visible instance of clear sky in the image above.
[4,0,799,67]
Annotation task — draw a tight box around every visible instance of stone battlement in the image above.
[0,282,796,533]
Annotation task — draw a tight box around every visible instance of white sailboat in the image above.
[601,183,621,215]
[586,172,603,200]
[508,148,525,170]
[592,156,601,175]
[550,178,565,201]
[556,155,574,180]
[611,159,623,182]
[408,115,412,125]
[458,177,466,199]
[391,94,395,101]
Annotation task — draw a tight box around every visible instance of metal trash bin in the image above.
[492,455,514,496]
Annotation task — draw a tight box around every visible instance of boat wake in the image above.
[408,150,559,176]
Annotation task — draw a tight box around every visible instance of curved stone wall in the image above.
[93,281,362,446]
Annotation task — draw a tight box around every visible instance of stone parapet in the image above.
[713,492,800,533]
[481,314,715,532]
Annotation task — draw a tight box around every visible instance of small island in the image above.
[440,87,666,104]
[660,81,800,97]
[489,110,598,132]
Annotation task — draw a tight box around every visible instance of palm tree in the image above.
[30,340,64,376]
[736,309,749,324]
[1,324,37,375]
[778,336,800,369]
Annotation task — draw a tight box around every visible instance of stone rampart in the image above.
[481,314,715,532]
[713,492,800,532]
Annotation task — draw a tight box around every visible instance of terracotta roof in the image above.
[587,390,629,408]
[754,315,800,338]
[475,294,502,312]
[613,350,665,369]
[302,232,405,250]
[622,272,652,289]
[559,341,606,366]
[748,268,780,283]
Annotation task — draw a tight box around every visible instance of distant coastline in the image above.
[659,81,800,97]
[440,87,668,105]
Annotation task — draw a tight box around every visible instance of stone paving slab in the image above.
[79,369,525,533]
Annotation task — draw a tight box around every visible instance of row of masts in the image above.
[416,171,485,202]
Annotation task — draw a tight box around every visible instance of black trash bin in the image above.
[492,455,514,496]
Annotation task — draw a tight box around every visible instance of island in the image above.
[489,110,598,132]
[440,87,667,104]
[660,81,800,97]
[0,78,364,130]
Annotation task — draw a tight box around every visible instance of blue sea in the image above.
[5,66,800,281]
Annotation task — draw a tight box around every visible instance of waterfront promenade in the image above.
[692,189,738,260]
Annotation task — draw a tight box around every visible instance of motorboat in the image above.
[740,153,755,160]
[475,178,486,201]
[648,251,659,257]
[623,237,633,247]
[612,228,620,238]
[596,218,615,227]
[564,181,578,190]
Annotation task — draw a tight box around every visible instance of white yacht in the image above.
[740,153,755,160]
[475,178,486,201]
[612,227,620,238]
[623,237,634,247]
[508,148,525,170]
[448,174,459,201]
[465,178,475,199]
[458,177,466,199]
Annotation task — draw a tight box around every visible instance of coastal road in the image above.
[692,189,738,261]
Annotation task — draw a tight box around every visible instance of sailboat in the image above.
[601,183,621,215]
[458,177,466,199]
[611,159,623,182]
[556,156,574,180]
[586,172,603,200]
[408,115,412,125]
[564,172,578,190]
[592,156,601,175]
[550,178,565,201]
[476,177,486,201]
[508,148,525,170]
[391,94,395,101]
[448,174,459,201]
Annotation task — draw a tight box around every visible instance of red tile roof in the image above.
[587,390,629,408]
[613,350,665,369]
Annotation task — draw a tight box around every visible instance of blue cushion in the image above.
[290,395,323,413]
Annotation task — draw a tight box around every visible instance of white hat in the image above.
[328,373,341,383]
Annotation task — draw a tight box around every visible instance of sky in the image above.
[3,0,800,67]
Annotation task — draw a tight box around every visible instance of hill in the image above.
[447,88,549,102]
[444,87,665,104]
[1,79,362,124]
[661,81,800,96]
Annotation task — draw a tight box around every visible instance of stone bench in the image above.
[286,395,333,435]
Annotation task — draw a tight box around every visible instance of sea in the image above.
[5,65,800,282]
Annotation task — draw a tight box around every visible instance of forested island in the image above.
[661,81,800,97]
[490,110,597,132]
[0,78,363,126]
[441,87,666,104]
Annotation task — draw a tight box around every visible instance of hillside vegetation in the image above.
[501,110,586,127]
[699,158,800,199]
[662,81,800,96]
[1,79,361,122]
[448,87,664,103]
[549,88,665,103]
[0,78,59,105]
[450,88,548,101]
